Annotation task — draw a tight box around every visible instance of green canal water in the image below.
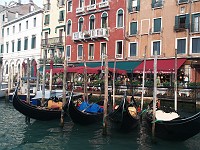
[0,98,199,150]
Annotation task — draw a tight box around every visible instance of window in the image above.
[174,14,190,30]
[91,0,96,5]
[12,40,15,52]
[116,9,124,28]
[2,28,4,37]
[192,13,200,32]
[177,38,186,54]
[89,15,95,30]
[116,41,123,59]
[67,1,72,12]
[6,42,9,53]
[24,37,28,50]
[130,21,137,35]
[77,45,83,60]
[44,14,50,25]
[26,20,28,29]
[129,42,137,56]
[101,12,108,28]
[13,26,15,34]
[152,41,161,55]
[78,17,83,32]
[0,44,4,53]
[100,42,107,58]
[17,39,21,51]
[6,64,8,74]
[7,28,9,35]
[88,44,94,60]
[66,45,71,59]
[58,0,65,6]
[153,18,161,32]
[59,29,63,43]
[128,0,140,12]
[192,37,200,53]
[178,0,189,4]
[67,20,72,35]
[33,18,36,27]
[152,0,163,8]
[31,35,36,49]
[2,14,5,21]
[19,23,21,32]
[79,0,84,7]
[59,10,64,21]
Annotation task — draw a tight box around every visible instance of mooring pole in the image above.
[41,50,46,106]
[112,59,116,110]
[103,54,108,135]
[26,58,30,123]
[152,51,157,143]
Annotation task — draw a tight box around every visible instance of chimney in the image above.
[18,0,21,4]
[5,2,7,7]
[29,0,35,12]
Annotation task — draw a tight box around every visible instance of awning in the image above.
[133,58,186,73]
[78,61,141,73]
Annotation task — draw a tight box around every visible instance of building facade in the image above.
[41,0,66,63]
[66,0,127,64]
[0,1,42,83]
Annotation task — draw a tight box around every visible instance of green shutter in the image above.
[185,14,190,29]
[191,14,195,32]
[152,0,156,8]
[128,0,133,13]
[130,22,137,35]
[102,13,107,18]
[154,18,161,32]
[136,0,140,11]
[175,16,179,30]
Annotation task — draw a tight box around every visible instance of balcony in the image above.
[41,36,64,47]
[87,4,96,11]
[72,28,108,41]
[99,1,109,8]
[76,7,85,14]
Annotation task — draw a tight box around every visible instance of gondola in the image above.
[67,98,103,125]
[108,95,139,132]
[12,86,61,121]
[145,105,200,141]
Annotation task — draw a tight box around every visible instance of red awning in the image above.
[133,58,186,73]
[93,66,127,74]
[45,66,98,74]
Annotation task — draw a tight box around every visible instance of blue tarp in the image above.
[78,102,103,113]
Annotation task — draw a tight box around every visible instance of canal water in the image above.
[0,98,199,150]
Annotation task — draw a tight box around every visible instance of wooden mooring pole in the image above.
[26,58,30,123]
[103,54,108,135]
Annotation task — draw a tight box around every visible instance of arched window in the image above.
[116,9,124,28]
[67,20,72,35]
[78,17,83,32]
[89,15,95,30]
[101,12,108,28]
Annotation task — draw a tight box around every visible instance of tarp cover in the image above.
[78,102,103,113]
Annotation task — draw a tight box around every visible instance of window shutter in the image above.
[136,0,140,11]
[185,14,190,29]
[154,18,161,32]
[128,0,133,13]
[130,22,137,35]
[174,16,179,29]
[152,0,156,8]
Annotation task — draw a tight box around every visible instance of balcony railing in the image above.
[116,54,123,59]
[99,1,109,8]
[87,4,96,11]
[72,28,108,41]
[41,36,64,47]
[76,7,85,14]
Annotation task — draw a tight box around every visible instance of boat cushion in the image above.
[155,110,180,121]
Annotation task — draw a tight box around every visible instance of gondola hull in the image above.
[12,88,61,121]
[145,110,200,141]
[109,101,139,132]
[68,100,103,125]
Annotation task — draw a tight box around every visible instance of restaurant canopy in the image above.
[45,66,99,74]
[133,58,186,73]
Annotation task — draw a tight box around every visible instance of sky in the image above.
[0,0,43,8]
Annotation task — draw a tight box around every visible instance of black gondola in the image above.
[67,99,103,125]
[108,95,139,132]
[12,86,61,121]
[145,106,200,141]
